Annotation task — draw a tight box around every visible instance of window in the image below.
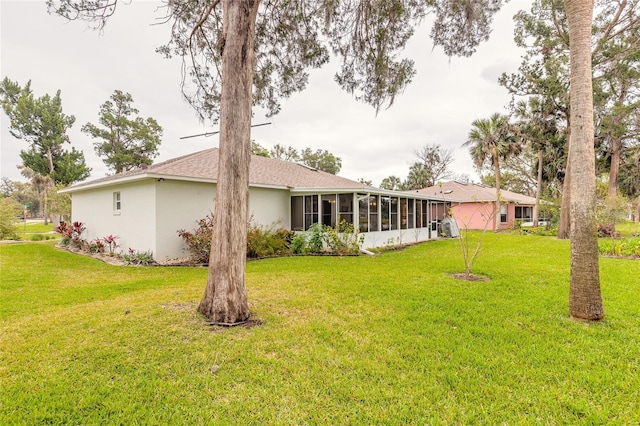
[407,199,415,229]
[304,195,319,230]
[321,194,337,227]
[400,198,408,229]
[515,206,533,222]
[421,200,429,228]
[291,196,304,230]
[113,192,121,213]
[381,196,390,230]
[390,197,399,230]
[500,204,508,223]
[369,195,379,232]
[338,193,353,224]
[291,195,320,231]
[358,195,369,232]
[431,202,444,232]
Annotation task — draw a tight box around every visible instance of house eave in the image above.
[60,173,219,193]
[61,173,299,194]
[290,187,446,200]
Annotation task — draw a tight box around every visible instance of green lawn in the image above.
[1,235,639,424]
[12,221,57,241]
[617,220,640,236]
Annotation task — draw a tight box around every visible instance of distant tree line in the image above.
[251,141,342,175]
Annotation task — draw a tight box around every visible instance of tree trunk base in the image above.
[197,301,250,325]
[570,313,604,322]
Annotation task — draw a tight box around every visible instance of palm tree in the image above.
[464,113,521,230]
[565,0,603,320]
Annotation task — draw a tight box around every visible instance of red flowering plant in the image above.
[55,221,86,249]
[102,234,120,256]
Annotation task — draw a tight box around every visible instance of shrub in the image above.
[307,223,326,253]
[29,234,57,242]
[179,214,295,262]
[290,233,308,254]
[246,223,293,258]
[527,227,558,237]
[324,220,363,255]
[177,214,214,264]
[121,248,155,266]
[0,197,21,240]
[539,201,560,229]
[292,222,363,256]
[178,214,363,262]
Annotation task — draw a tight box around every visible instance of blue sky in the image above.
[1,0,532,187]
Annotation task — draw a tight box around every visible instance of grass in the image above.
[11,221,57,241]
[616,220,640,236]
[1,235,639,424]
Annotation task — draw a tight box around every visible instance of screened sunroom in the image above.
[290,190,449,248]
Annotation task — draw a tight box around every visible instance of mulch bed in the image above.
[448,273,490,282]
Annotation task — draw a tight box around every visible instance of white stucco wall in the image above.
[155,180,217,261]
[154,181,291,260]
[71,178,294,262]
[361,227,432,249]
[248,186,290,229]
[70,180,157,256]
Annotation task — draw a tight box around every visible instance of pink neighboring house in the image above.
[411,181,542,230]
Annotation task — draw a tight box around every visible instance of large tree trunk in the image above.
[198,0,259,324]
[533,149,543,227]
[608,88,627,197]
[608,134,622,197]
[565,0,604,321]
[558,131,571,239]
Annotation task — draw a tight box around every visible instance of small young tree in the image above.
[443,192,498,280]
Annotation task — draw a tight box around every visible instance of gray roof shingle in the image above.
[410,180,537,204]
[67,148,372,191]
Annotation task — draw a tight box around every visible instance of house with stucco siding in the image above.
[411,180,542,231]
[63,148,447,261]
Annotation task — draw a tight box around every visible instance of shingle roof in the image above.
[409,180,537,204]
[67,148,373,191]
